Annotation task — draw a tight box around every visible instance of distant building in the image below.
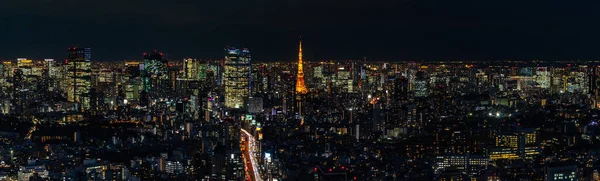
[183,58,198,80]
[414,71,428,97]
[223,47,251,109]
[67,47,92,111]
[142,50,167,93]
[198,60,208,80]
[545,162,577,181]
[434,155,488,175]
[247,97,263,113]
[393,76,409,104]
[165,160,184,174]
[492,128,540,160]
[12,69,23,113]
[86,165,108,180]
[18,165,49,181]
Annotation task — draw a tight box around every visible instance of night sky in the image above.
[0,0,599,61]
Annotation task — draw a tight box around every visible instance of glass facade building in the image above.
[223,47,251,109]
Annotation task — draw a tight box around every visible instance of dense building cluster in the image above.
[1,43,600,180]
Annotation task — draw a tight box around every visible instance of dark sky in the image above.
[0,0,599,61]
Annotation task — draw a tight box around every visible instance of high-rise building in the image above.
[393,76,409,104]
[536,67,550,89]
[211,60,223,86]
[12,69,23,113]
[67,47,92,111]
[247,97,263,113]
[223,47,251,109]
[142,50,167,93]
[198,60,208,80]
[184,58,198,80]
[468,65,477,92]
[44,59,56,78]
[414,71,428,97]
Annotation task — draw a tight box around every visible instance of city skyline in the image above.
[0,42,599,180]
[2,0,600,180]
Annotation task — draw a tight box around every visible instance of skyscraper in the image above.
[142,50,167,93]
[198,61,208,81]
[184,58,198,80]
[393,76,409,104]
[67,47,92,111]
[414,71,428,97]
[223,47,251,109]
[12,69,23,113]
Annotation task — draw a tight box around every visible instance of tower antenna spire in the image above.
[296,37,308,95]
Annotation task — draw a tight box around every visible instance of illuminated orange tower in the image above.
[296,39,308,94]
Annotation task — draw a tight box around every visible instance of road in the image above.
[25,118,39,140]
[241,129,262,181]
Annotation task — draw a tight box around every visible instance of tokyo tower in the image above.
[296,39,308,94]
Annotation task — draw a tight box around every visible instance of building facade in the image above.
[223,47,251,109]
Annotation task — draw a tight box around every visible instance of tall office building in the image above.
[67,47,92,111]
[414,71,428,97]
[198,61,208,80]
[142,50,167,93]
[184,58,198,80]
[468,65,477,93]
[12,69,23,113]
[536,67,550,89]
[223,47,251,109]
[44,59,55,78]
[393,76,409,104]
[14,58,34,114]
